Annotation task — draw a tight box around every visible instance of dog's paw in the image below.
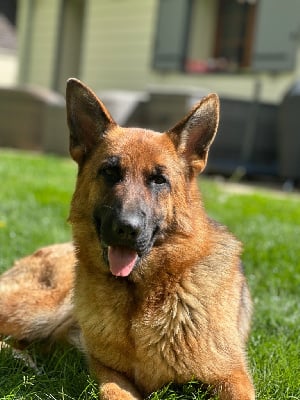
[100,382,142,400]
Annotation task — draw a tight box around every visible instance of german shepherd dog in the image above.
[0,79,255,399]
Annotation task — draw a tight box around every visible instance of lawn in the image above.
[0,149,299,399]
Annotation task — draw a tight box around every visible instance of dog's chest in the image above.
[74,275,136,369]
[129,287,208,392]
[75,271,209,385]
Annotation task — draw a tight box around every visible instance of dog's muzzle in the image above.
[94,206,159,277]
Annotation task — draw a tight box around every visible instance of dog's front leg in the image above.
[214,369,255,400]
[89,356,142,400]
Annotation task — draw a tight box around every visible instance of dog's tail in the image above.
[0,243,81,349]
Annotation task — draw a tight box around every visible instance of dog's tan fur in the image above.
[0,79,255,399]
[0,243,77,345]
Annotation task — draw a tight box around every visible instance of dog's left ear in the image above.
[167,93,219,174]
[66,78,116,165]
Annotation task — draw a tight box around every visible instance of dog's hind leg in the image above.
[0,243,80,348]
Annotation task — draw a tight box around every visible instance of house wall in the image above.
[17,0,300,104]
[18,0,61,88]
[81,0,300,104]
[81,0,157,91]
[150,65,299,104]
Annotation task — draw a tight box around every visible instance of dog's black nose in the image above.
[112,215,142,243]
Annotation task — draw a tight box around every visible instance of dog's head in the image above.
[66,79,219,279]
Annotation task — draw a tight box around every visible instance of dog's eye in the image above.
[148,173,169,187]
[99,166,122,184]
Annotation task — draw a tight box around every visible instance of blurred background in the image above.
[1,0,300,185]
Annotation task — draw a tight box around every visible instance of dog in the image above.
[0,78,255,400]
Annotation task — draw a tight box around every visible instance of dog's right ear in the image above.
[66,78,115,165]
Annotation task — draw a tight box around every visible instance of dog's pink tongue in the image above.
[108,246,138,277]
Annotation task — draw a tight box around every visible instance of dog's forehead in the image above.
[108,126,164,144]
[99,126,177,166]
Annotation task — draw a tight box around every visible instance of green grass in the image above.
[1,149,300,399]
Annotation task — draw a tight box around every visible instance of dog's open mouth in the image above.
[107,246,138,277]
[94,214,158,277]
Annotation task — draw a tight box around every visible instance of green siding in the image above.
[18,0,61,88]
[30,0,61,87]
[17,0,30,83]
[81,0,157,90]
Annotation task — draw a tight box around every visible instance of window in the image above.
[213,0,257,70]
[153,0,300,73]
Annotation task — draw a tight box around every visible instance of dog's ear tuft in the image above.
[66,78,116,165]
[167,93,219,174]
